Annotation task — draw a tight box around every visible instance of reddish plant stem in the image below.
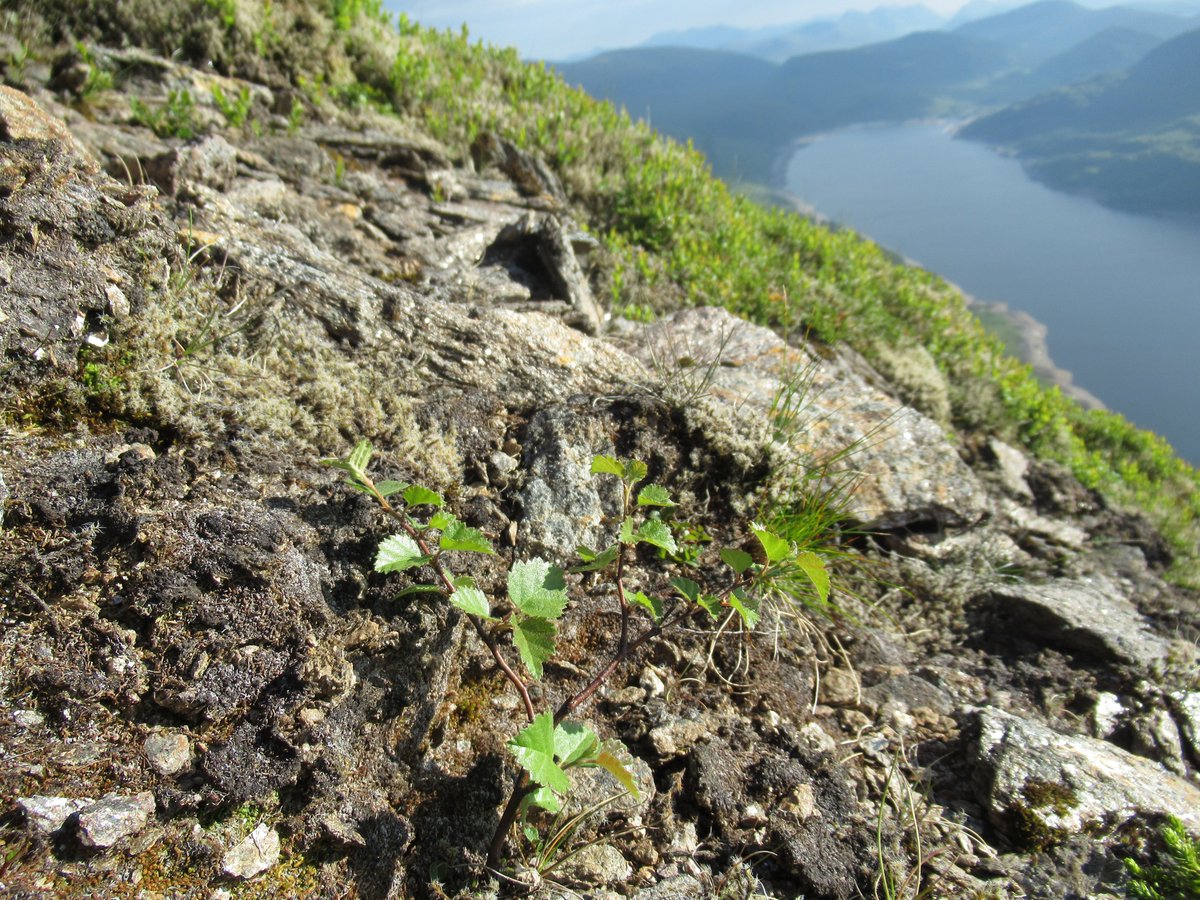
[374,487,537,724]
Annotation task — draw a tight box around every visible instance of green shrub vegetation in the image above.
[1125,817,1200,900]
[324,442,828,869]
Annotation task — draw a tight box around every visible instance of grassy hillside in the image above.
[11,0,1200,582]
[962,27,1200,215]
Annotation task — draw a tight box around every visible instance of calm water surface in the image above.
[785,122,1200,464]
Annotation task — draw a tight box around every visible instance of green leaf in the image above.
[670,577,700,603]
[403,484,444,507]
[720,547,755,574]
[697,594,724,619]
[570,544,620,573]
[375,534,431,573]
[729,588,761,629]
[509,712,570,794]
[428,511,455,531]
[752,523,792,564]
[321,440,372,481]
[624,459,648,484]
[520,788,560,816]
[375,480,407,497]
[450,585,493,620]
[593,743,640,799]
[439,520,495,555]
[346,440,372,477]
[635,519,677,554]
[637,484,676,507]
[554,721,599,769]
[590,455,624,477]
[509,558,568,619]
[513,616,557,680]
[619,517,636,545]
[629,591,664,623]
[795,551,830,604]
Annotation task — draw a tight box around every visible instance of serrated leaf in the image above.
[513,616,556,680]
[346,440,372,476]
[375,480,407,497]
[450,585,493,620]
[428,510,454,531]
[752,523,792,564]
[795,551,830,604]
[374,534,431,573]
[554,721,599,769]
[635,519,677,554]
[570,544,620,573]
[509,558,568,619]
[670,577,699,603]
[637,484,675,507]
[403,484,444,507]
[697,594,724,618]
[509,712,570,794]
[439,520,495,555]
[590,455,624,477]
[594,745,640,799]
[345,479,373,495]
[619,517,636,545]
[624,459,648,484]
[729,588,761,629]
[629,591,664,623]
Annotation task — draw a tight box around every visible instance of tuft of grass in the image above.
[1126,817,1200,900]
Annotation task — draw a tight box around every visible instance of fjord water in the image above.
[785,122,1200,465]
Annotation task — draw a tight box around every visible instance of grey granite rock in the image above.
[980,576,1172,668]
[222,823,280,880]
[970,707,1200,843]
[18,795,92,834]
[634,307,988,530]
[144,731,191,776]
[76,792,155,848]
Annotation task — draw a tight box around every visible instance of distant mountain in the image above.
[961,26,1200,215]
[554,48,779,179]
[728,6,947,62]
[766,31,1010,128]
[954,0,1196,67]
[557,31,1011,182]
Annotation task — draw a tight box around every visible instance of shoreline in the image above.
[761,166,1107,412]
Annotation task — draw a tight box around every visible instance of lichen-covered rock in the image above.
[634,307,988,530]
[222,823,280,880]
[76,792,156,848]
[18,796,92,835]
[970,707,1200,846]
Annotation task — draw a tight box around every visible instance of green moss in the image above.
[1022,778,1079,817]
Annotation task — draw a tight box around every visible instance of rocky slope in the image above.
[1,15,1199,900]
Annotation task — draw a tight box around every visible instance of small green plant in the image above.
[204,0,237,28]
[1125,817,1200,900]
[75,43,113,98]
[324,442,828,871]
[212,83,252,129]
[130,88,198,140]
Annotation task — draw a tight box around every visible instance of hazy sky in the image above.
[386,1,976,59]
